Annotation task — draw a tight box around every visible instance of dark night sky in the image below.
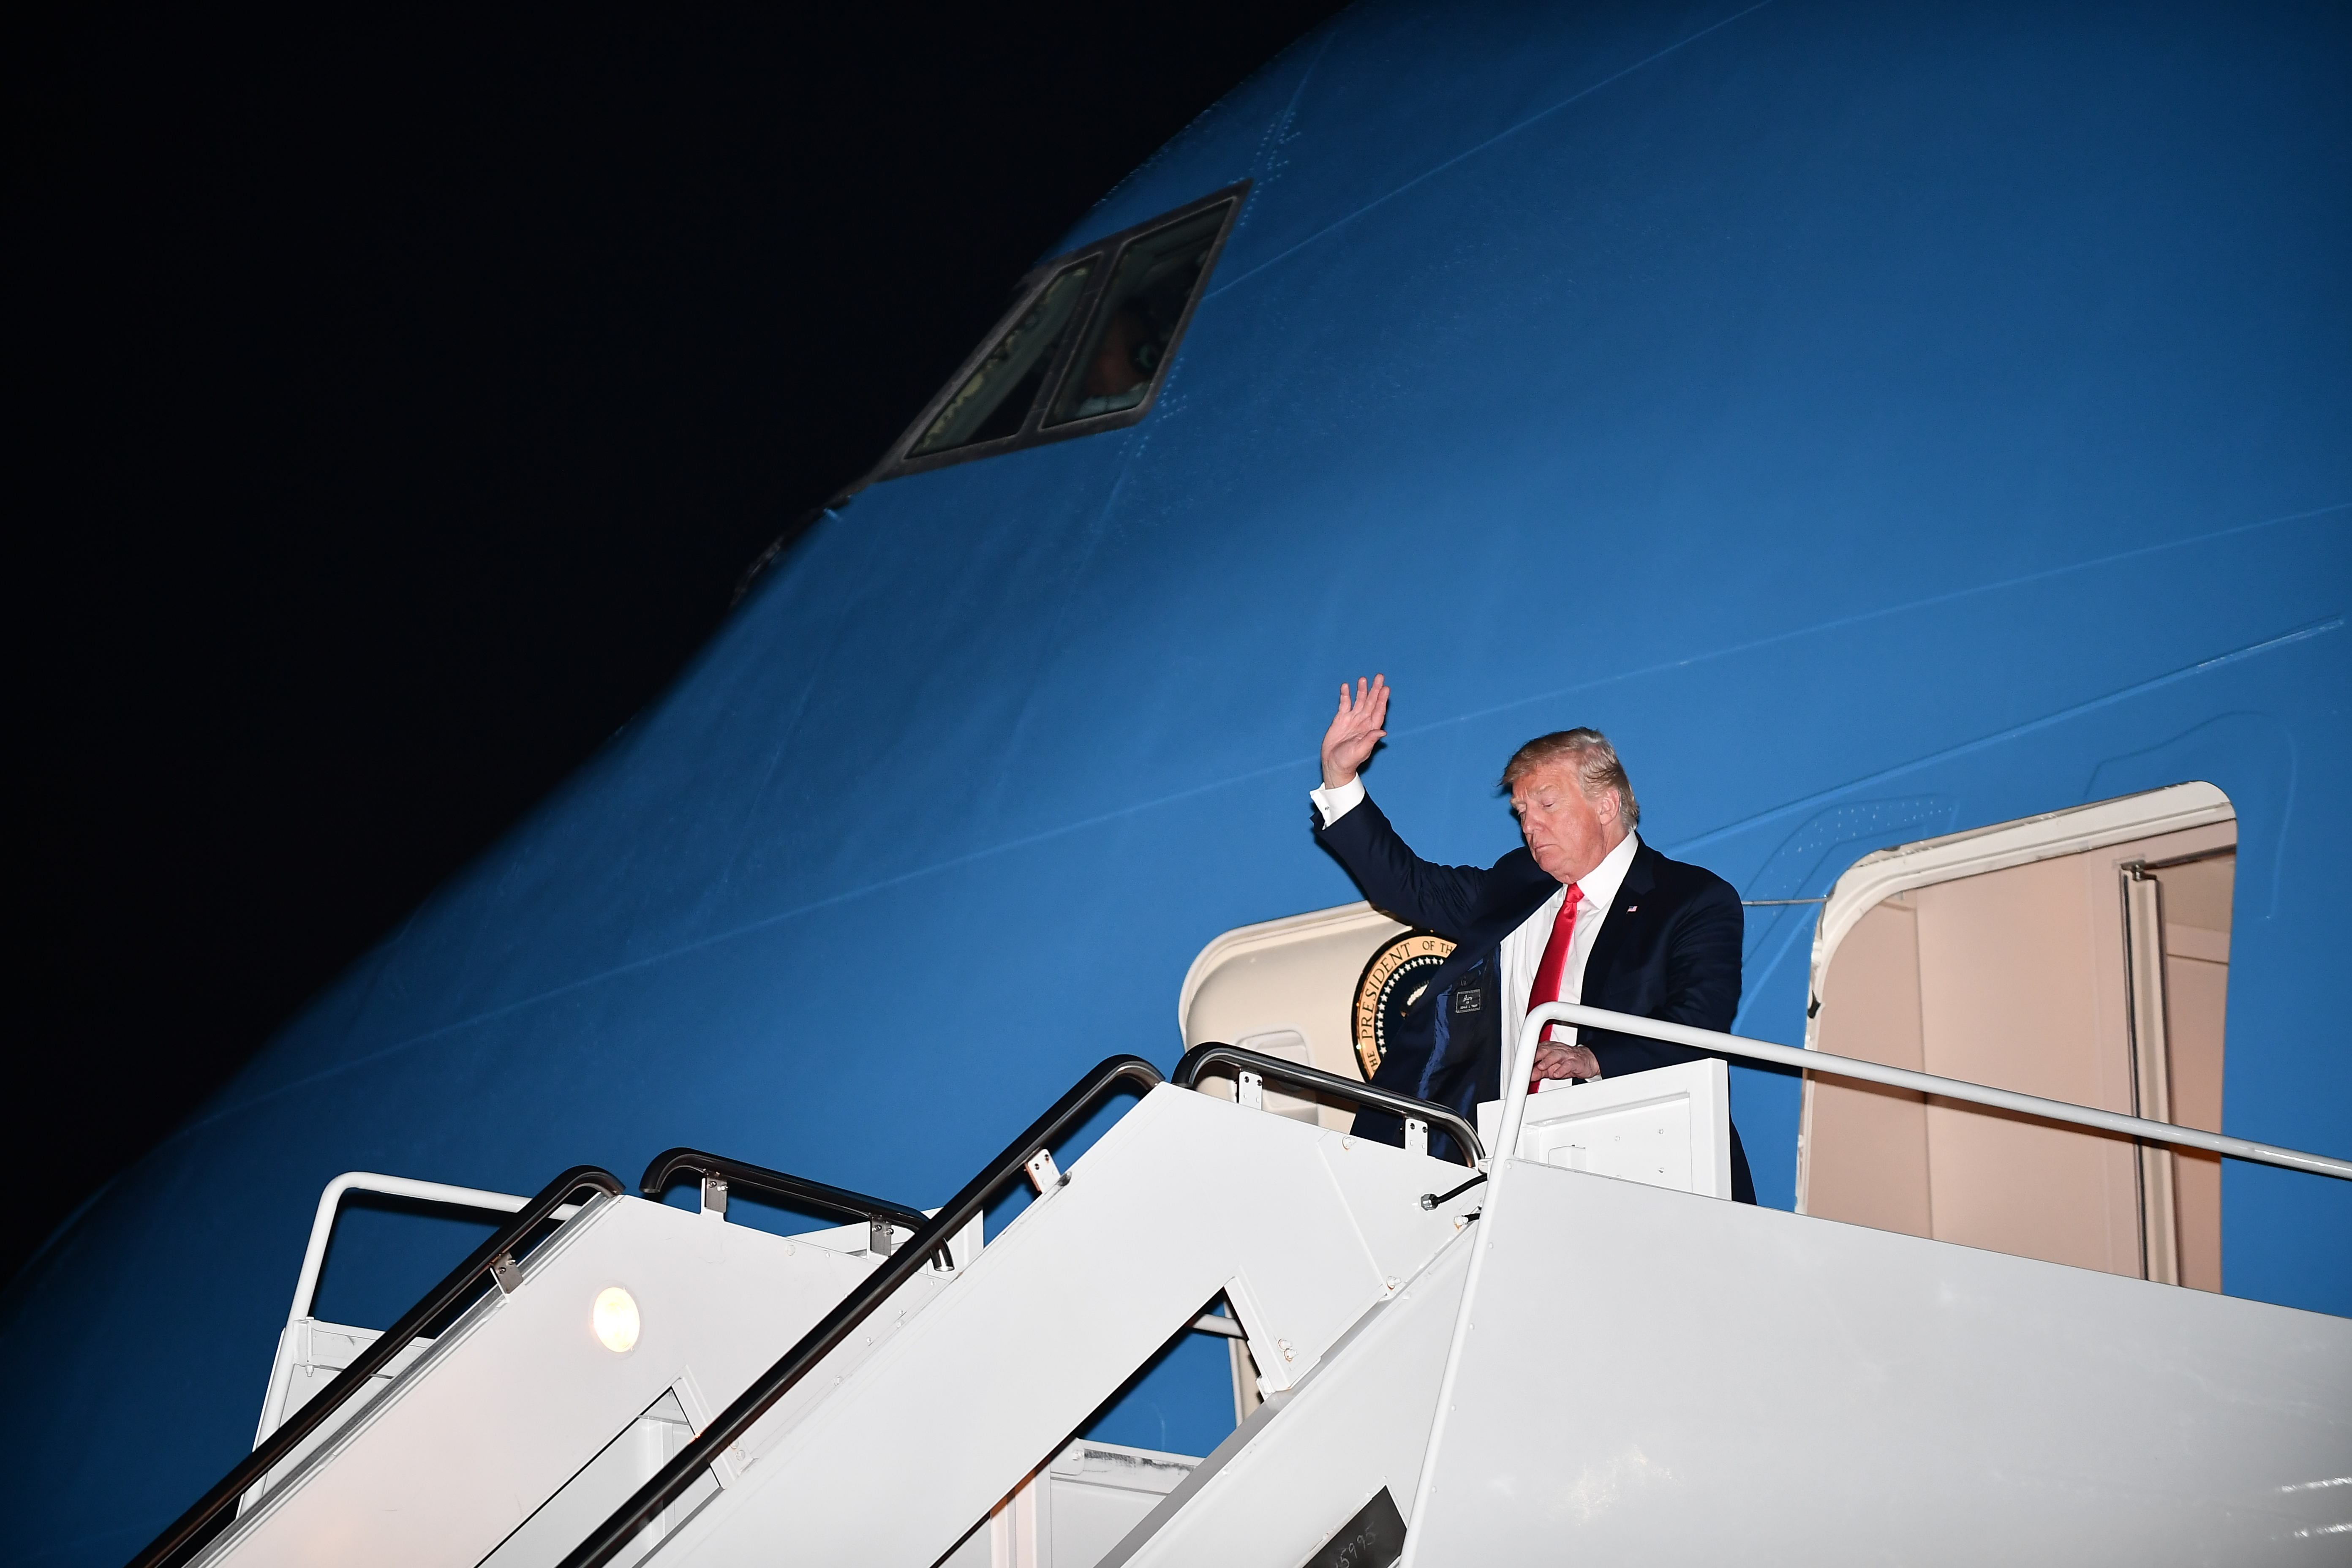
[8,4,1349,1287]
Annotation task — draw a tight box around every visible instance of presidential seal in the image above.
[1350,928,1456,1080]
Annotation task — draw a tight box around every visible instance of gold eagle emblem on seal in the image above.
[1350,928,1456,1080]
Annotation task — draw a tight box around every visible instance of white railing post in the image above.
[257,1172,577,1449]
[1487,1008,1561,1174]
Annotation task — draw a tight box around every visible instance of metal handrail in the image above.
[284,1174,551,1330]
[556,1055,1167,1568]
[128,1165,625,1568]
[253,1173,580,1455]
[639,1148,930,1231]
[1172,1042,1485,1167]
[1493,1003,2352,1183]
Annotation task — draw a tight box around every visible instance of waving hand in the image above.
[1320,675,1390,790]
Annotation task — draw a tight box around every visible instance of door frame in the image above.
[1796,781,2235,1221]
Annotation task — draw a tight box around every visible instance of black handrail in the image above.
[557,1055,1165,1568]
[129,1165,625,1568]
[638,1148,930,1233]
[1172,1042,1484,1167]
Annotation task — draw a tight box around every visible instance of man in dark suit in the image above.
[1312,675,1756,1203]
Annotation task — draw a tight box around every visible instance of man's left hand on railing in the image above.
[1532,1042,1599,1081]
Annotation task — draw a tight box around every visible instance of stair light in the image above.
[593,1287,641,1353]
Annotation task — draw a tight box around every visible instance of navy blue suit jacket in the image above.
[1315,792,1756,1202]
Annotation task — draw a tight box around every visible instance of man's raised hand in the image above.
[1320,675,1390,790]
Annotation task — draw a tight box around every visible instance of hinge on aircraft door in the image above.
[489,1251,525,1294]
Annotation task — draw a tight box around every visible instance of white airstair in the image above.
[145,1151,969,1568]
[1105,1009,2352,1567]
[135,1013,2352,1568]
[1110,1130,2352,1565]
[135,1054,1488,1568]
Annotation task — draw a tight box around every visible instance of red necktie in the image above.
[1528,884,1584,1092]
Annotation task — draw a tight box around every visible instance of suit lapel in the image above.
[1579,842,1657,1008]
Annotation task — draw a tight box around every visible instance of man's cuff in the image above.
[1309,776,1367,829]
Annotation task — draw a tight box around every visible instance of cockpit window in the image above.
[909,262,1094,457]
[869,183,1245,481]
[1045,204,1228,426]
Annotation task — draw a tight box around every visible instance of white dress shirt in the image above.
[1499,827,1639,1061]
[1311,776,1640,1080]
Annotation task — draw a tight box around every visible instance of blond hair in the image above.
[1499,728,1640,828]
